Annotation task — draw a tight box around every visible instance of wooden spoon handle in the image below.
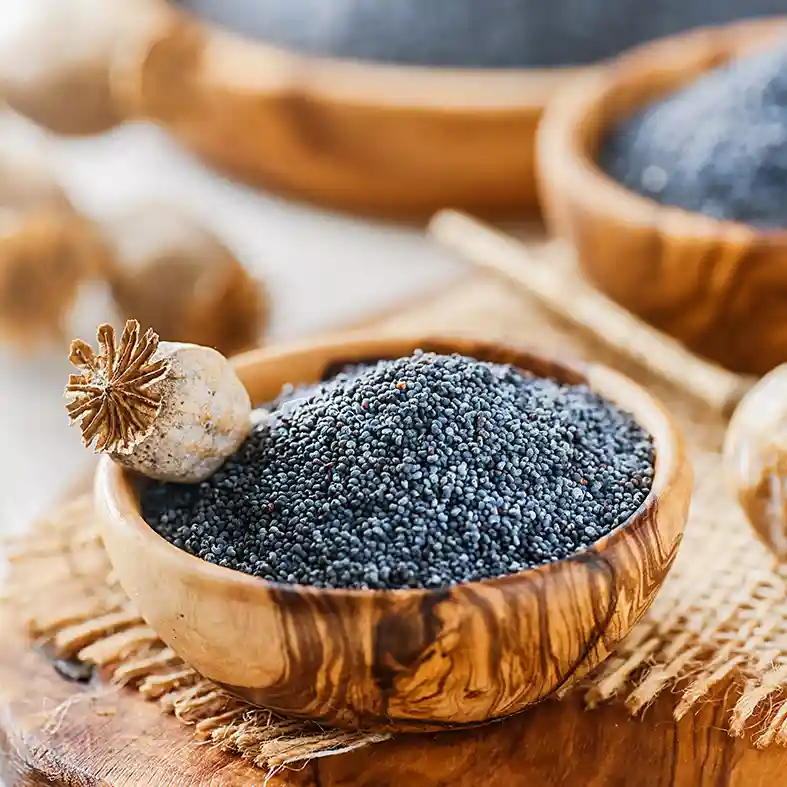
[429,210,753,416]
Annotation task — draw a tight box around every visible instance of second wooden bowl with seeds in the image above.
[538,17,787,376]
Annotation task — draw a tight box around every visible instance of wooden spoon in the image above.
[429,210,754,415]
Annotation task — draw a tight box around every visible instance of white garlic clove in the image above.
[66,320,251,483]
[724,365,787,560]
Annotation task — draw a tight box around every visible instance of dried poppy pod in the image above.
[103,205,268,357]
[724,366,787,561]
[0,152,112,347]
[0,0,164,135]
[65,319,252,482]
[0,211,111,347]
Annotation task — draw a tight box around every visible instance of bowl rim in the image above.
[156,0,583,111]
[537,14,787,243]
[95,333,687,602]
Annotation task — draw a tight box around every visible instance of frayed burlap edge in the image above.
[1,496,390,774]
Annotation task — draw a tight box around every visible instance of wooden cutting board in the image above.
[1,607,784,787]
[2,274,785,786]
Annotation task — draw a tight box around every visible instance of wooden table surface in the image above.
[0,608,783,787]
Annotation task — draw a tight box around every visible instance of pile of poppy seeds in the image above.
[177,0,787,68]
[142,352,655,590]
[602,43,787,229]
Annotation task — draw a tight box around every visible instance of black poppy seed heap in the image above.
[177,0,787,68]
[142,352,655,590]
[601,42,787,229]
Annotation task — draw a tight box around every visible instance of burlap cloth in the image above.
[4,257,787,774]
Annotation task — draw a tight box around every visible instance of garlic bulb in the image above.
[65,319,251,483]
[103,205,268,357]
[724,366,787,560]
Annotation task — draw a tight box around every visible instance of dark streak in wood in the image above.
[560,550,618,685]
[38,644,95,685]
[51,659,95,685]
[372,590,448,704]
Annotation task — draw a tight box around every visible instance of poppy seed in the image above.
[141,352,655,590]
[601,42,787,229]
[178,0,787,68]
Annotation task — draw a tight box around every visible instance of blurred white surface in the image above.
[0,110,463,536]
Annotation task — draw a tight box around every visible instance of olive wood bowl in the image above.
[16,0,578,218]
[116,3,581,218]
[537,17,787,376]
[95,334,692,731]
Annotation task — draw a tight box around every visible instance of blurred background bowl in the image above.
[537,17,787,376]
[115,4,577,219]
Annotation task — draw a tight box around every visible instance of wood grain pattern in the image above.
[94,334,692,731]
[537,17,787,376]
[319,691,785,787]
[0,611,304,787]
[2,608,787,786]
[107,3,578,217]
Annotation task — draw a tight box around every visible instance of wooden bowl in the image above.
[105,3,579,218]
[94,334,692,731]
[537,17,787,376]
